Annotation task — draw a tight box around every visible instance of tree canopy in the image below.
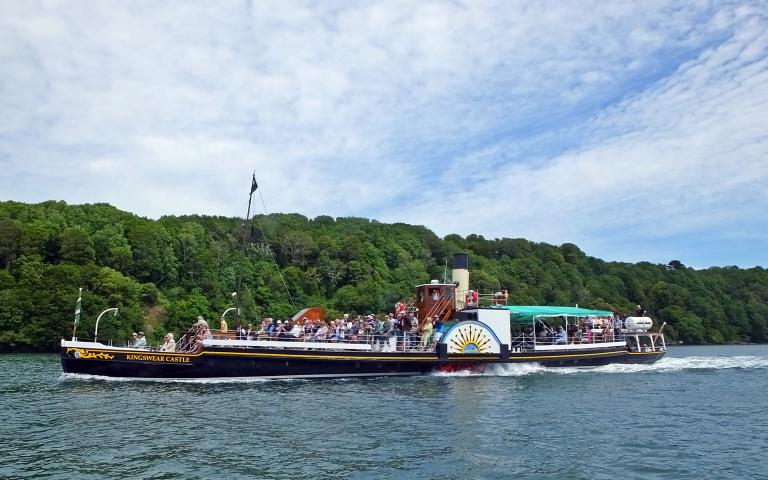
[0,200,766,351]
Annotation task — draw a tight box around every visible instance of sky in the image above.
[1,0,767,268]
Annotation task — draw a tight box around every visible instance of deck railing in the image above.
[205,331,440,353]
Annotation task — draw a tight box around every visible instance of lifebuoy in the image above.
[465,290,478,305]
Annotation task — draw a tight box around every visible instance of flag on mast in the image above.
[74,288,82,327]
[250,174,258,194]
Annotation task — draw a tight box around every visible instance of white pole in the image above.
[93,308,119,342]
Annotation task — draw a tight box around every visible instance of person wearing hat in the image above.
[132,331,147,348]
[160,332,176,352]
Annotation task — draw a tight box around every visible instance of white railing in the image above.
[200,331,440,353]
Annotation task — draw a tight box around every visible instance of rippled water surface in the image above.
[2,345,768,479]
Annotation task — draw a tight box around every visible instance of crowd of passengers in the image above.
[232,312,444,350]
[136,305,650,352]
[525,316,624,345]
[517,304,649,346]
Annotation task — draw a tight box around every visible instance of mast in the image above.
[235,173,258,329]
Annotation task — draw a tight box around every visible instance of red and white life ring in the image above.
[465,290,478,305]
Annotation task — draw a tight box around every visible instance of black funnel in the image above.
[452,253,469,270]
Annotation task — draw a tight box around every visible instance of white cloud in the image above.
[1,0,766,266]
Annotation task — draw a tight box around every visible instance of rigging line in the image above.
[252,181,297,309]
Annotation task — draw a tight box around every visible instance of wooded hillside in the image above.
[1,200,766,351]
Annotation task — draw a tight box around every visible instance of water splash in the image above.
[430,355,768,377]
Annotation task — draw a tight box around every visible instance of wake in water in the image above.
[431,355,768,378]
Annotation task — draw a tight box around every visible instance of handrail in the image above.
[205,330,439,353]
[425,294,453,322]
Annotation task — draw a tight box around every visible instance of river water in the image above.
[2,345,767,479]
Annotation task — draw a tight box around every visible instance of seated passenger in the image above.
[244,324,255,340]
[309,322,329,341]
[160,333,176,352]
[555,326,567,344]
[574,327,583,344]
[289,321,302,339]
[277,320,294,339]
[132,331,147,348]
[330,320,346,342]
[537,326,548,340]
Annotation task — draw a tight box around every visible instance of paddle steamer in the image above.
[61,253,666,379]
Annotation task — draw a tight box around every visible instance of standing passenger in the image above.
[420,317,434,350]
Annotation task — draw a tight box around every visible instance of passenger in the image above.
[348,320,359,342]
[160,333,176,352]
[574,327,583,344]
[583,327,593,343]
[219,317,228,333]
[603,323,613,342]
[356,318,368,344]
[613,316,624,340]
[256,319,271,339]
[555,326,567,344]
[198,321,212,339]
[433,318,444,343]
[244,324,255,340]
[331,320,346,342]
[271,320,282,338]
[309,321,328,342]
[397,314,410,350]
[384,314,396,334]
[420,317,434,350]
[193,324,210,353]
[410,314,419,349]
[289,321,302,339]
[132,331,147,348]
[635,304,647,317]
[537,325,548,341]
[277,320,293,339]
[430,289,440,301]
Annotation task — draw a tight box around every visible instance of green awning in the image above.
[493,305,614,324]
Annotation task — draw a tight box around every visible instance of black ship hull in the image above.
[60,344,663,379]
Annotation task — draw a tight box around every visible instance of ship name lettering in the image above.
[125,354,190,363]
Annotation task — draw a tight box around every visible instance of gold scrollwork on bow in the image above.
[66,348,115,360]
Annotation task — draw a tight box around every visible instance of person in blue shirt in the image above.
[555,326,567,345]
[131,331,147,348]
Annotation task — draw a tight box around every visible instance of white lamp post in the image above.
[94,308,119,343]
